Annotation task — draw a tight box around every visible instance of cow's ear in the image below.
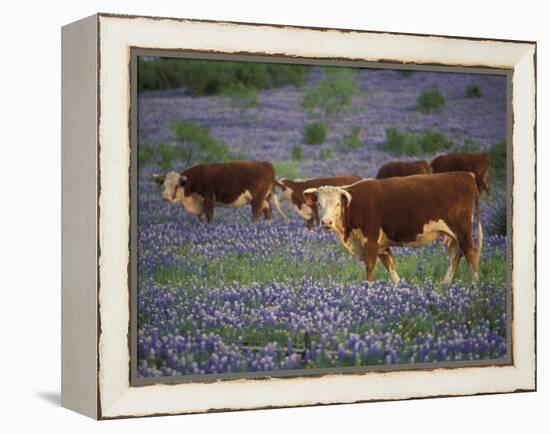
[274,179,286,190]
[152,174,165,185]
[179,175,187,187]
[341,190,352,207]
[303,188,318,206]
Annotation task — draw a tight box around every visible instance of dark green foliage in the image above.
[458,139,481,152]
[489,198,507,236]
[301,68,358,125]
[396,69,415,78]
[319,148,334,161]
[417,88,446,113]
[138,57,309,95]
[304,122,327,145]
[222,82,259,117]
[151,120,245,170]
[343,126,362,149]
[138,145,155,167]
[490,139,507,179]
[421,130,451,153]
[291,144,303,161]
[465,85,483,98]
[272,160,301,179]
[383,127,452,155]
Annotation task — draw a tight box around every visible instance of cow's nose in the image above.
[321,219,333,229]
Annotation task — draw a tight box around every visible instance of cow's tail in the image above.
[271,183,287,220]
[475,187,483,263]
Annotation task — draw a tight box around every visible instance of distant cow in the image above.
[275,176,362,229]
[153,161,286,223]
[376,160,432,179]
[303,173,482,285]
[431,152,491,195]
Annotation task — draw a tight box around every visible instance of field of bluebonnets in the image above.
[136,58,509,378]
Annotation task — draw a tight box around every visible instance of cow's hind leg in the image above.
[378,248,400,284]
[456,231,480,285]
[262,200,272,221]
[442,237,462,286]
[250,195,265,222]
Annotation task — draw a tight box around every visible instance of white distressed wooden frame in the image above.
[61,13,536,420]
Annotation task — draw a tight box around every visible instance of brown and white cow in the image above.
[275,176,362,229]
[303,172,482,285]
[376,160,432,179]
[153,161,286,223]
[431,152,491,196]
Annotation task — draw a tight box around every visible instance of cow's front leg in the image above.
[364,240,379,283]
[306,218,315,230]
[378,248,400,284]
[197,214,205,223]
[204,196,215,224]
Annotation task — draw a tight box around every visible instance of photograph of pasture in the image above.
[135,55,509,379]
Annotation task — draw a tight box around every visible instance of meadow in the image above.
[136,59,508,377]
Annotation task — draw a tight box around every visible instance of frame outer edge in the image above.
[61,13,99,419]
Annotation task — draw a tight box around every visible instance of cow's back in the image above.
[346,172,478,242]
[376,160,432,179]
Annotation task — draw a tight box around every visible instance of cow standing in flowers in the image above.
[303,172,483,285]
[154,160,286,223]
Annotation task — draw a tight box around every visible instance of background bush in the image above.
[490,139,507,180]
[417,88,446,113]
[396,70,415,78]
[319,148,334,161]
[301,67,358,125]
[457,139,481,152]
[141,119,246,170]
[465,85,483,98]
[489,198,507,236]
[291,144,303,161]
[304,122,328,145]
[138,57,309,95]
[383,127,452,155]
[343,126,362,149]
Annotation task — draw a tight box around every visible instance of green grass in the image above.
[153,243,506,289]
[417,88,445,113]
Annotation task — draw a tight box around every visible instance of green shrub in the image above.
[138,145,155,167]
[222,82,259,117]
[291,144,303,161]
[396,70,415,78]
[138,57,309,95]
[458,139,481,152]
[382,127,452,155]
[304,122,327,145]
[301,68,358,125]
[151,119,245,170]
[465,85,483,98]
[319,148,334,161]
[343,126,362,149]
[490,139,507,179]
[417,88,445,113]
[421,130,451,153]
[489,198,507,236]
[272,160,301,179]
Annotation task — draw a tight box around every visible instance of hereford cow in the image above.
[303,172,482,285]
[431,152,491,195]
[275,176,362,229]
[153,161,286,223]
[376,160,432,179]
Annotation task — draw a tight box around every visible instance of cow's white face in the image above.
[303,186,352,230]
[153,171,186,203]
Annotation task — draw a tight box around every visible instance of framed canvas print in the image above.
[61,13,536,419]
